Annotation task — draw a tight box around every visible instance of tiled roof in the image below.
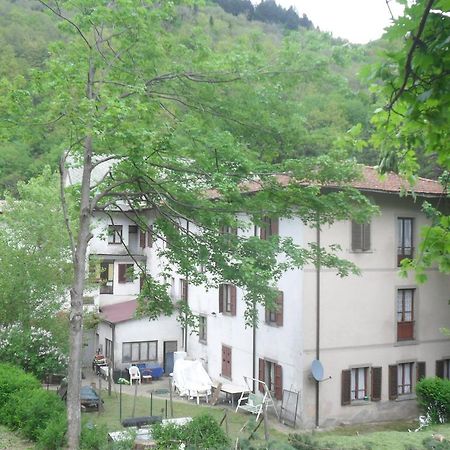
[353,167,443,196]
[207,166,443,199]
[100,299,137,324]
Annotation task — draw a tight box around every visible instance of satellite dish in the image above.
[311,359,324,382]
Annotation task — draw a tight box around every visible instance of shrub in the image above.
[36,413,67,450]
[0,324,68,379]
[152,414,230,449]
[422,436,450,450]
[80,422,110,450]
[0,363,40,411]
[2,388,66,441]
[416,377,450,423]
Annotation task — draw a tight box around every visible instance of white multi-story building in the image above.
[89,167,449,427]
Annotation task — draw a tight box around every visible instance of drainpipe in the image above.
[315,217,321,428]
[252,224,257,393]
[184,220,189,353]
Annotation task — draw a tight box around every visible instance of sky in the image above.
[275,0,404,44]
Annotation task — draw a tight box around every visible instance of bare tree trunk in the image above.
[67,60,95,449]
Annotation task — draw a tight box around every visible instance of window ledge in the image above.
[199,339,207,345]
[351,400,370,407]
[349,250,374,254]
[396,394,416,402]
[394,340,417,347]
[265,322,281,328]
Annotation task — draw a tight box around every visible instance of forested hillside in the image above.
[0,0,382,194]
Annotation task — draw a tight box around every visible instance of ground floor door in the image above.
[163,341,178,374]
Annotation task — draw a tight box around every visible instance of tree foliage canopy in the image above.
[369,0,449,280]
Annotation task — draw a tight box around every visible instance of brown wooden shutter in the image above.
[221,346,226,377]
[118,264,126,283]
[139,274,144,291]
[371,367,382,401]
[388,365,398,400]
[276,291,284,326]
[274,364,283,400]
[230,285,237,316]
[363,223,371,251]
[341,369,351,405]
[270,217,279,236]
[147,225,153,248]
[259,358,265,392]
[139,229,146,248]
[260,218,267,240]
[416,361,426,381]
[218,285,223,313]
[351,221,362,251]
[436,360,445,378]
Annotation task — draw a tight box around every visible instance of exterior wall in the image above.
[97,317,181,370]
[301,193,450,427]
[187,217,305,397]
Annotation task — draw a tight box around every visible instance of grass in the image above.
[87,386,286,447]
[0,425,33,450]
[311,421,450,450]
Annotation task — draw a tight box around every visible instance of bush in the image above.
[0,324,68,379]
[152,414,230,449]
[416,377,450,423]
[0,363,40,411]
[2,388,66,441]
[36,413,67,450]
[80,422,110,450]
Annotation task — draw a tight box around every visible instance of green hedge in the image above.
[416,377,450,423]
[0,363,41,409]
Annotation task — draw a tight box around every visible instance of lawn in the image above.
[0,425,33,450]
[87,387,450,449]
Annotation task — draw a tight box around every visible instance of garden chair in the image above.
[128,365,141,384]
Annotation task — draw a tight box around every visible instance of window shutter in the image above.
[276,291,284,326]
[139,229,146,248]
[270,217,279,236]
[260,219,267,240]
[371,367,382,401]
[274,364,283,400]
[351,222,362,251]
[221,346,226,377]
[341,369,351,405]
[363,223,371,251]
[258,358,265,392]
[139,274,144,291]
[436,360,445,378]
[416,361,426,381]
[230,285,237,316]
[218,285,224,313]
[118,264,126,283]
[147,225,153,248]
[265,304,270,323]
[388,365,398,400]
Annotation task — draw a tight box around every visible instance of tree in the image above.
[370,0,449,280]
[0,169,72,327]
[1,1,376,446]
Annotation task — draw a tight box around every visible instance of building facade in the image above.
[87,168,449,427]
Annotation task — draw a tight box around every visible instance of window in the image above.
[341,367,381,405]
[260,216,279,240]
[108,225,123,244]
[389,361,425,400]
[265,291,283,326]
[397,218,414,265]
[258,358,283,400]
[219,284,236,315]
[397,289,415,341]
[351,367,368,400]
[122,341,157,363]
[351,221,371,251]
[180,279,188,302]
[118,263,134,283]
[139,225,153,249]
[100,261,114,294]
[221,345,232,379]
[436,359,450,379]
[105,338,112,359]
[199,315,207,343]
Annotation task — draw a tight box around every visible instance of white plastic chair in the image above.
[128,366,141,384]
